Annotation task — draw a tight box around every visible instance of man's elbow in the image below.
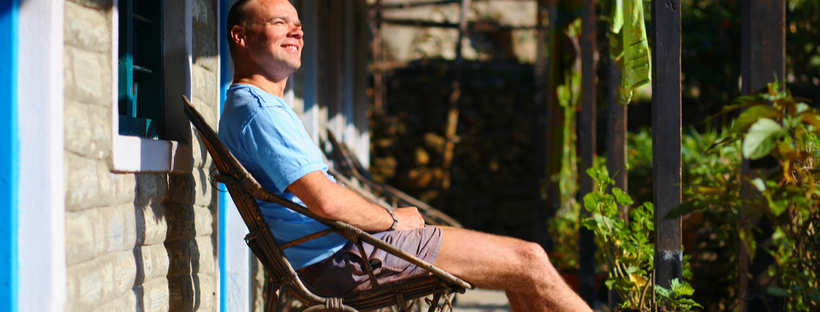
[308,198,341,219]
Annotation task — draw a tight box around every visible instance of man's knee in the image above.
[515,242,549,267]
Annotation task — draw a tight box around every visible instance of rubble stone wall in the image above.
[371,61,542,239]
[63,0,220,311]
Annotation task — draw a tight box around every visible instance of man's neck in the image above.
[233,75,288,98]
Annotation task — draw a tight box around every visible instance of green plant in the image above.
[581,166,655,310]
[671,80,820,311]
[655,278,703,312]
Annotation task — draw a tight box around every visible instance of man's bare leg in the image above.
[432,227,591,312]
[506,290,531,312]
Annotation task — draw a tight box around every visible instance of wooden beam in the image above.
[374,18,538,30]
[367,0,534,11]
[578,0,598,305]
[440,0,470,206]
[651,0,682,290]
[740,1,785,311]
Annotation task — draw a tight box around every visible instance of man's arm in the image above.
[287,171,425,232]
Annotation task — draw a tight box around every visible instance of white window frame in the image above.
[110,0,194,173]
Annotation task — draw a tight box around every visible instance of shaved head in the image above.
[227,0,258,55]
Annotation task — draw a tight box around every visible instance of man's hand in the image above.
[392,207,425,231]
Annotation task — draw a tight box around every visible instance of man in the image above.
[219,0,592,311]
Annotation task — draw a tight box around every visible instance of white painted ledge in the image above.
[111,135,193,173]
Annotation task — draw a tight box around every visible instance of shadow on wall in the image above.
[131,169,218,311]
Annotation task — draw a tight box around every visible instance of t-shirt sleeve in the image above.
[240,106,327,192]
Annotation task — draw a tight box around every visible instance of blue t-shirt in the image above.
[218,83,347,269]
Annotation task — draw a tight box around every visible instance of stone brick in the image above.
[165,236,216,276]
[68,0,113,10]
[135,173,168,206]
[64,46,111,106]
[136,204,168,246]
[165,203,214,241]
[137,243,171,283]
[191,97,218,129]
[65,204,137,266]
[191,131,213,169]
[167,169,213,207]
[193,30,218,72]
[65,1,110,53]
[92,291,137,312]
[193,0,216,31]
[112,173,137,205]
[106,204,138,253]
[140,278,171,312]
[65,100,112,160]
[169,273,217,312]
[66,251,136,312]
[66,153,116,211]
[65,210,96,266]
[193,64,218,105]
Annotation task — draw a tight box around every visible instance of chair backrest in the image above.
[182,96,329,306]
[182,96,472,309]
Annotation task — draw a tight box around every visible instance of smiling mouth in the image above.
[282,45,299,51]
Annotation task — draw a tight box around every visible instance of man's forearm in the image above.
[287,171,395,232]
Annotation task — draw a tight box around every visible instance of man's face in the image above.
[245,0,303,76]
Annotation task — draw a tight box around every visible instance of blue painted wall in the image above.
[0,0,19,311]
[219,0,229,310]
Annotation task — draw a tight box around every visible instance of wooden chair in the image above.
[324,131,461,228]
[181,96,473,312]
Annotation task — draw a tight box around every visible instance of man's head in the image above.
[228,0,303,81]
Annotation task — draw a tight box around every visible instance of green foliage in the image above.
[655,278,703,312]
[582,166,655,310]
[673,80,820,311]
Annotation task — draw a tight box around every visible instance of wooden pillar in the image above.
[650,0,682,290]
[440,0,471,207]
[740,1,785,311]
[369,0,384,110]
[607,53,627,308]
[532,0,553,252]
[578,0,597,305]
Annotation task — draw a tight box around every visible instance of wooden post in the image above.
[740,1,785,311]
[578,0,597,305]
[441,0,471,206]
[607,54,628,308]
[532,0,553,252]
[650,0,683,290]
[369,0,384,110]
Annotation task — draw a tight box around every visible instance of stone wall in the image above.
[64,0,220,311]
[370,61,542,240]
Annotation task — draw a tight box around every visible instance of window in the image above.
[111,0,192,173]
[118,0,164,139]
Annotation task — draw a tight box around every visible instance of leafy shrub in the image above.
[655,278,703,312]
[671,80,820,311]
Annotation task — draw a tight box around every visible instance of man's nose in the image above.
[289,27,303,40]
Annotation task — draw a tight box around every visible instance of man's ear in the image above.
[230,25,247,47]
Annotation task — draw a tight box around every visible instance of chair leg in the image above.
[265,278,280,312]
[426,293,442,312]
[443,293,456,312]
